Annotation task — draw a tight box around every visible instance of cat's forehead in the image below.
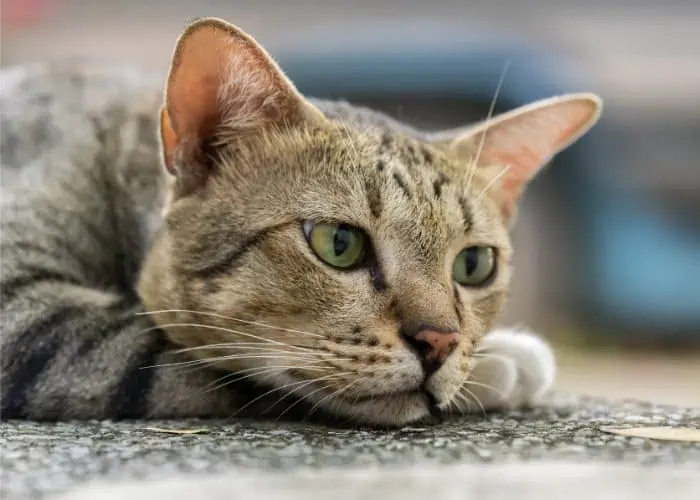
[377,133,499,219]
[219,124,507,252]
[304,127,507,250]
[358,127,472,187]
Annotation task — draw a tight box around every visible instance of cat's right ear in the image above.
[159,17,327,195]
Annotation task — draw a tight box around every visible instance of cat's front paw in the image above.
[459,327,556,413]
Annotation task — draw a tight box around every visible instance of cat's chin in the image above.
[303,389,434,427]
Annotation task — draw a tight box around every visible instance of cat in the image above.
[0,17,601,427]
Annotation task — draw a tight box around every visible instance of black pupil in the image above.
[333,227,351,256]
[465,248,479,275]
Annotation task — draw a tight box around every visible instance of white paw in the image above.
[461,327,556,412]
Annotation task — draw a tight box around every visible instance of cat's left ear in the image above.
[437,93,602,223]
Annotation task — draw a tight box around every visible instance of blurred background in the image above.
[2,0,699,405]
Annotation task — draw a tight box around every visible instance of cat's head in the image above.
[138,18,602,426]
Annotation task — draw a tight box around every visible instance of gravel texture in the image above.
[2,395,699,499]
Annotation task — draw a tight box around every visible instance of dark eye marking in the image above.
[432,172,451,198]
[392,171,412,199]
[458,195,473,231]
[187,230,269,278]
[369,263,388,292]
[364,177,383,218]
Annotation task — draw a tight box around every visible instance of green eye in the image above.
[452,246,496,286]
[303,221,367,269]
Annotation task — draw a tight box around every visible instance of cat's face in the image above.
[138,18,602,426]
[144,125,512,425]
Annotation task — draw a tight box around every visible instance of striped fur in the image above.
[0,63,436,422]
[1,20,599,426]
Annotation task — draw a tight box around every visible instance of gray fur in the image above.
[0,62,425,421]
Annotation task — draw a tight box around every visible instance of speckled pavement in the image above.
[2,395,699,499]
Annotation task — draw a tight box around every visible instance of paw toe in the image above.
[467,327,556,411]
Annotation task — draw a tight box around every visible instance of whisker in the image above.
[324,381,354,420]
[451,390,472,414]
[269,378,341,419]
[471,351,541,380]
[135,322,305,349]
[475,164,512,201]
[444,397,457,417]
[201,353,328,363]
[459,385,487,418]
[277,384,331,419]
[277,373,358,420]
[233,372,350,417]
[465,59,510,192]
[169,342,355,369]
[205,365,332,394]
[136,309,324,338]
[463,379,508,398]
[305,377,362,418]
[178,342,326,356]
[145,353,324,370]
[173,343,331,357]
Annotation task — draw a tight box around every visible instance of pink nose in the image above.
[403,328,460,375]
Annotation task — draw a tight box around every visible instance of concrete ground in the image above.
[2,396,699,499]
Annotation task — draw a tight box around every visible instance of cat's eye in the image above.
[452,246,497,287]
[303,221,368,269]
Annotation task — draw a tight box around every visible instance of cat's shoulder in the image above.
[0,60,162,105]
[1,61,163,179]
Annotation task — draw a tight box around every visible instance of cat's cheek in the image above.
[468,287,510,333]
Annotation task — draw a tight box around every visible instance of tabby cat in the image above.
[0,17,601,426]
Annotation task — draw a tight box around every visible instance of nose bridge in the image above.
[394,275,459,334]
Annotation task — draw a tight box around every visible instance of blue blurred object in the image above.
[276,21,579,106]
[586,188,700,330]
[276,20,700,341]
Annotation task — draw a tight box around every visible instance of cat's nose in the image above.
[402,327,460,376]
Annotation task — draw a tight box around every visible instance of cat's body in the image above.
[1,19,599,426]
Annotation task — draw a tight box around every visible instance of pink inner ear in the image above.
[478,147,541,203]
[470,99,599,224]
[479,108,587,199]
[163,20,309,161]
[166,26,233,145]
